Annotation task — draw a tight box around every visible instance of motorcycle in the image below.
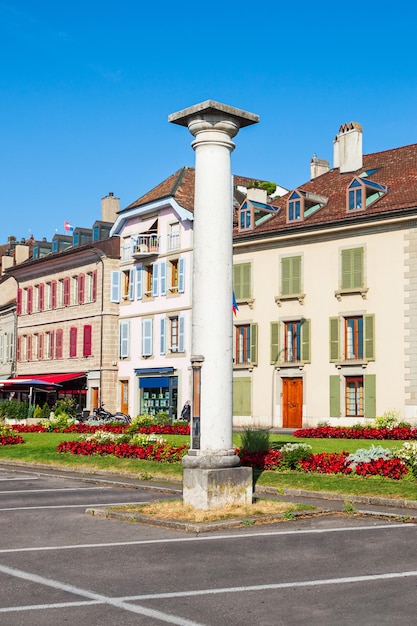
[91,404,131,424]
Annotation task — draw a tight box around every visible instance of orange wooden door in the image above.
[282,378,303,428]
[120,380,129,414]
[91,387,99,411]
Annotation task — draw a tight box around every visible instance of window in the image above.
[87,272,94,302]
[345,376,364,417]
[168,258,184,293]
[73,276,78,305]
[329,314,374,362]
[234,323,258,366]
[69,327,77,358]
[38,333,43,360]
[287,189,327,223]
[27,335,32,361]
[168,222,180,251]
[121,269,134,300]
[145,264,157,297]
[280,256,301,297]
[239,207,252,230]
[233,263,251,302]
[119,320,130,358]
[347,177,387,212]
[169,315,185,353]
[270,320,311,365]
[83,325,92,357]
[142,319,153,357]
[45,331,54,359]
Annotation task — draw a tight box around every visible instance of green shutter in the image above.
[341,248,364,289]
[250,323,258,366]
[292,256,301,294]
[301,318,310,362]
[329,317,340,362]
[233,263,251,300]
[233,377,251,416]
[329,375,340,417]
[281,256,301,296]
[270,322,280,364]
[364,314,375,361]
[364,374,376,419]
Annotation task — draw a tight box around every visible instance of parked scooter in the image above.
[92,404,131,424]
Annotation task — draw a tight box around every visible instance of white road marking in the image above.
[0,501,154,511]
[0,563,206,626]
[0,487,106,494]
[0,476,39,481]
[0,522,413,554]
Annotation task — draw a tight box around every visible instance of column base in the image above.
[183,466,253,510]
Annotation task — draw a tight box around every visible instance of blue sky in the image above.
[1,0,416,241]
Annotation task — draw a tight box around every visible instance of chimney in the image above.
[14,243,30,265]
[310,154,330,180]
[333,122,363,173]
[101,191,120,223]
[246,187,268,203]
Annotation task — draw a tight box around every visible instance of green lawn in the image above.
[0,431,416,501]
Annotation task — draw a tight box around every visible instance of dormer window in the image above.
[287,189,328,223]
[240,208,252,230]
[347,177,387,212]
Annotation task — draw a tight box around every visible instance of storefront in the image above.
[135,368,178,420]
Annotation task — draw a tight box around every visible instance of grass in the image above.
[1,431,417,500]
[111,498,314,523]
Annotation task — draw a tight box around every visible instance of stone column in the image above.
[169,101,259,509]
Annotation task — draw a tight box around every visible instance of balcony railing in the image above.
[131,234,160,258]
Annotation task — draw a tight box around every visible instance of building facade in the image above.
[232,123,417,428]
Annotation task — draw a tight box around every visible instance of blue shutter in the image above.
[111,271,120,303]
[152,264,159,297]
[142,319,153,356]
[178,315,185,352]
[160,261,166,296]
[128,268,134,300]
[119,321,130,358]
[178,258,185,293]
[136,265,143,299]
[160,317,166,355]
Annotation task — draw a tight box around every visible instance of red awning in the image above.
[15,373,86,384]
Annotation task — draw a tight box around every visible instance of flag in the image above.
[64,221,74,233]
[232,291,239,316]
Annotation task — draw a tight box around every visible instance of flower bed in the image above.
[11,423,190,435]
[293,426,417,440]
[0,435,24,446]
[57,437,188,463]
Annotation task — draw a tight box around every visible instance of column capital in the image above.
[168,99,259,132]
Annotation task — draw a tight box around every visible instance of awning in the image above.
[0,378,62,388]
[14,373,86,384]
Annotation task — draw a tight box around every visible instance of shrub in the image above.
[53,398,77,419]
[240,429,270,454]
[346,445,393,471]
[394,442,417,478]
[0,400,29,421]
[373,410,401,430]
[279,442,313,470]
[42,413,76,432]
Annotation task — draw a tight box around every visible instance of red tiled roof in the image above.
[234,143,417,238]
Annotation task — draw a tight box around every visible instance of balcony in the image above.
[131,234,160,258]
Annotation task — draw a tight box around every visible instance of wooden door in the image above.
[120,380,129,414]
[282,378,303,428]
[91,387,99,411]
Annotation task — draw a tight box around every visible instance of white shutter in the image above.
[160,317,166,355]
[178,258,185,293]
[178,315,185,352]
[119,321,130,358]
[160,261,166,296]
[142,319,153,356]
[111,271,120,303]
[136,265,143,299]
[152,264,159,297]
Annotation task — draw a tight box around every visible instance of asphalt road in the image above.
[0,465,416,625]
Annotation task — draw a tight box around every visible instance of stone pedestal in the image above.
[183,466,253,511]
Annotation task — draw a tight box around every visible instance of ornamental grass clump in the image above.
[238,428,270,468]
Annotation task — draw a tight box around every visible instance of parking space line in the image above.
[0,522,413,554]
[0,487,107,494]
[0,501,155,512]
[0,563,206,626]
